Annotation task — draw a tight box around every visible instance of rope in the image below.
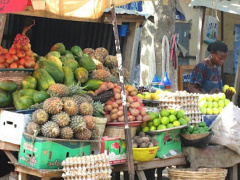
[162,35,170,78]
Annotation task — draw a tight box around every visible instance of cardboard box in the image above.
[152,129,182,159]
[101,137,127,165]
[18,133,91,169]
[0,110,31,145]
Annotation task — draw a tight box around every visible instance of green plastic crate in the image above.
[18,133,91,169]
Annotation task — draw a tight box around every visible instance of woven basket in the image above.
[103,126,137,139]
[168,168,228,180]
[0,69,34,89]
[181,132,210,140]
[95,117,107,138]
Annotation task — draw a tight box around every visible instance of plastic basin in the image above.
[133,146,159,162]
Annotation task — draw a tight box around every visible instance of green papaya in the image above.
[19,89,37,98]
[47,56,62,68]
[12,90,24,110]
[0,80,17,92]
[83,79,103,91]
[33,68,55,91]
[50,43,66,55]
[39,60,64,83]
[71,45,83,58]
[21,76,37,89]
[33,91,50,103]
[46,51,61,58]
[18,96,34,110]
[62,66,77,87]
[78,54,96,72]
[74,67,88,83]
[63,59,78,71]
[0,90,12,108]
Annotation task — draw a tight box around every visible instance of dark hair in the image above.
[207,40,228,53]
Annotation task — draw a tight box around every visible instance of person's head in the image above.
[207,40,228,66]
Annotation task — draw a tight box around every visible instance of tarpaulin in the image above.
[45,0,149,19]
[0,0,28,13]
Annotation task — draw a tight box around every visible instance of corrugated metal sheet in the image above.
[2,14,127,56]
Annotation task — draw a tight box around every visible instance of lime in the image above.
[148,112,156,121]
[177,109,185,119]
[150,126,156,131]
[160,109,170,117]
[147,121,153,127]
[161,117,169,125]
[169,115,177,123]
[179,118,187,125]
[169,109,177,116]
[153,112,160,118]
[183,116,190,123]
[173,121,180,127]
[142,126,149,132]
[167,123,174,128]
[153,118,161,127]
[157,124,166,130]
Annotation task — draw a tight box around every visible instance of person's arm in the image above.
[188,83,204,94]
[188,63,205,93]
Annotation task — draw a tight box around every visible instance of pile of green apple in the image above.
[139,109,190,132]
[199,93,230,115]
[137,89,163,101]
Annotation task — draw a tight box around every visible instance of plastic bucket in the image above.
[118,24,129,37]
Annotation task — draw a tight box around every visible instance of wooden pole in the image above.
[0,14,7,45]
[196,7,206,64]
[110,4,135,180]
[233,48,240,105]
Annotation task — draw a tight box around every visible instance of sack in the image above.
[210,102,240,154]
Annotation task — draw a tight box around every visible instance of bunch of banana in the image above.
[223,85,236,94]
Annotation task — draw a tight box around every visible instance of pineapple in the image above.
[79,102,93,116]
[43,97,63,115]
[70,115,86,132]
[30,102,43,109]
[94,47,108,59]
[63,99,78,116]
[74,128,92,140]
[26,122,41,135]
[92,101,105,117]
[83,116,96,130]
[91,128,100,140]
[32,109,49,125]
[92,59,104,69]
[83,48,94,56]
[104,55,117,69]
[111,67,130,81]
[91,69,110,81]
[82,94,93,103]
[51,111,70,127]
[71,95,88,106]
[41,121,60,138]
[60,127,74,139]
[47,83,70,97]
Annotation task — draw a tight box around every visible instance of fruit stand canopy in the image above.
[190,0,240,15]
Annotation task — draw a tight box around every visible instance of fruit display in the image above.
[102,84,150,123]
[139,109,190,133]
[198,93,230,115]
[62,154,112,180]
[132,132,159,148]
[181,122,210,135]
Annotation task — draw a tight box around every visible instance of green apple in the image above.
[218,100,225,108]
[224,99,230,106]
[207,101,213,108]
[169,115,177,122]
[199,100,207,108]
[179,118,187,125]
[207,95,213,102]
[157,124,166,130]
[206,108,213,115]
[218,107,223,113]
[183,116,191,123]
[200,107,207,114]
[223,84,229,93]
[212,101,218,108]
[153,118,161,127]
[161,117,169,125]
[177,109,185,119]
[148,112,156,121]
[167,123,174,128]
[160,109,170,117]
[218,93,226,100]
[150,126,156,131]
[147,121,153,127]
[212,107,219,114]
[142,126,149,132]
[173,121,180,127]
[169,109,178,116]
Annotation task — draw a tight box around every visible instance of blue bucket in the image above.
[118,24,129,37]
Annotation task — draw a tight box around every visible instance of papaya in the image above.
[78,54,96,72]
[0,80,17,92]
[62,66,77,87]
[19,89,37,98]
[74,67,88,83]
[61,50,73,56]
[46,51,61,58]
[83,79,103,91]
[71,45,83,58]
[0,90,12,108]
[18,96,34,110]
[47,56,62,67]
[33,68,55,91]
[63,59,78,71]
[50,43,66,55]
[12,90,22,110]
[21,76,37,89]
[39,60,64,83]
[33,91,50,103]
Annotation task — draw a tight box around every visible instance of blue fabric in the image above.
[190,61,223,94]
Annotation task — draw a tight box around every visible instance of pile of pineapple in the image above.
[26,83,105,140]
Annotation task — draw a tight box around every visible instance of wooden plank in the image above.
[196,7,206,64]
[229,164,238,180]
[136,170,147,180]
[135,156,186,170]
[0,140,20,151]
[4,150,18,163]
[103,14,145,24]
[112,163,129,172]
[123,22,140,83]
[18,172,27,180]
[178,65,195,91]
[0,14,7,45]
[233,47,240,104]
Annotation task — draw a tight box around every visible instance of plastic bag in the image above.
[210,102,240,154]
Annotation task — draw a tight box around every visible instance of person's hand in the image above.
[225,88,236,100]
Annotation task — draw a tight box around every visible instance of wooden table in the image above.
[0,140,19,163]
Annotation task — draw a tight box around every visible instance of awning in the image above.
[190,0,240,15]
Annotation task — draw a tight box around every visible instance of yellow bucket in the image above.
[132,146,159,162]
